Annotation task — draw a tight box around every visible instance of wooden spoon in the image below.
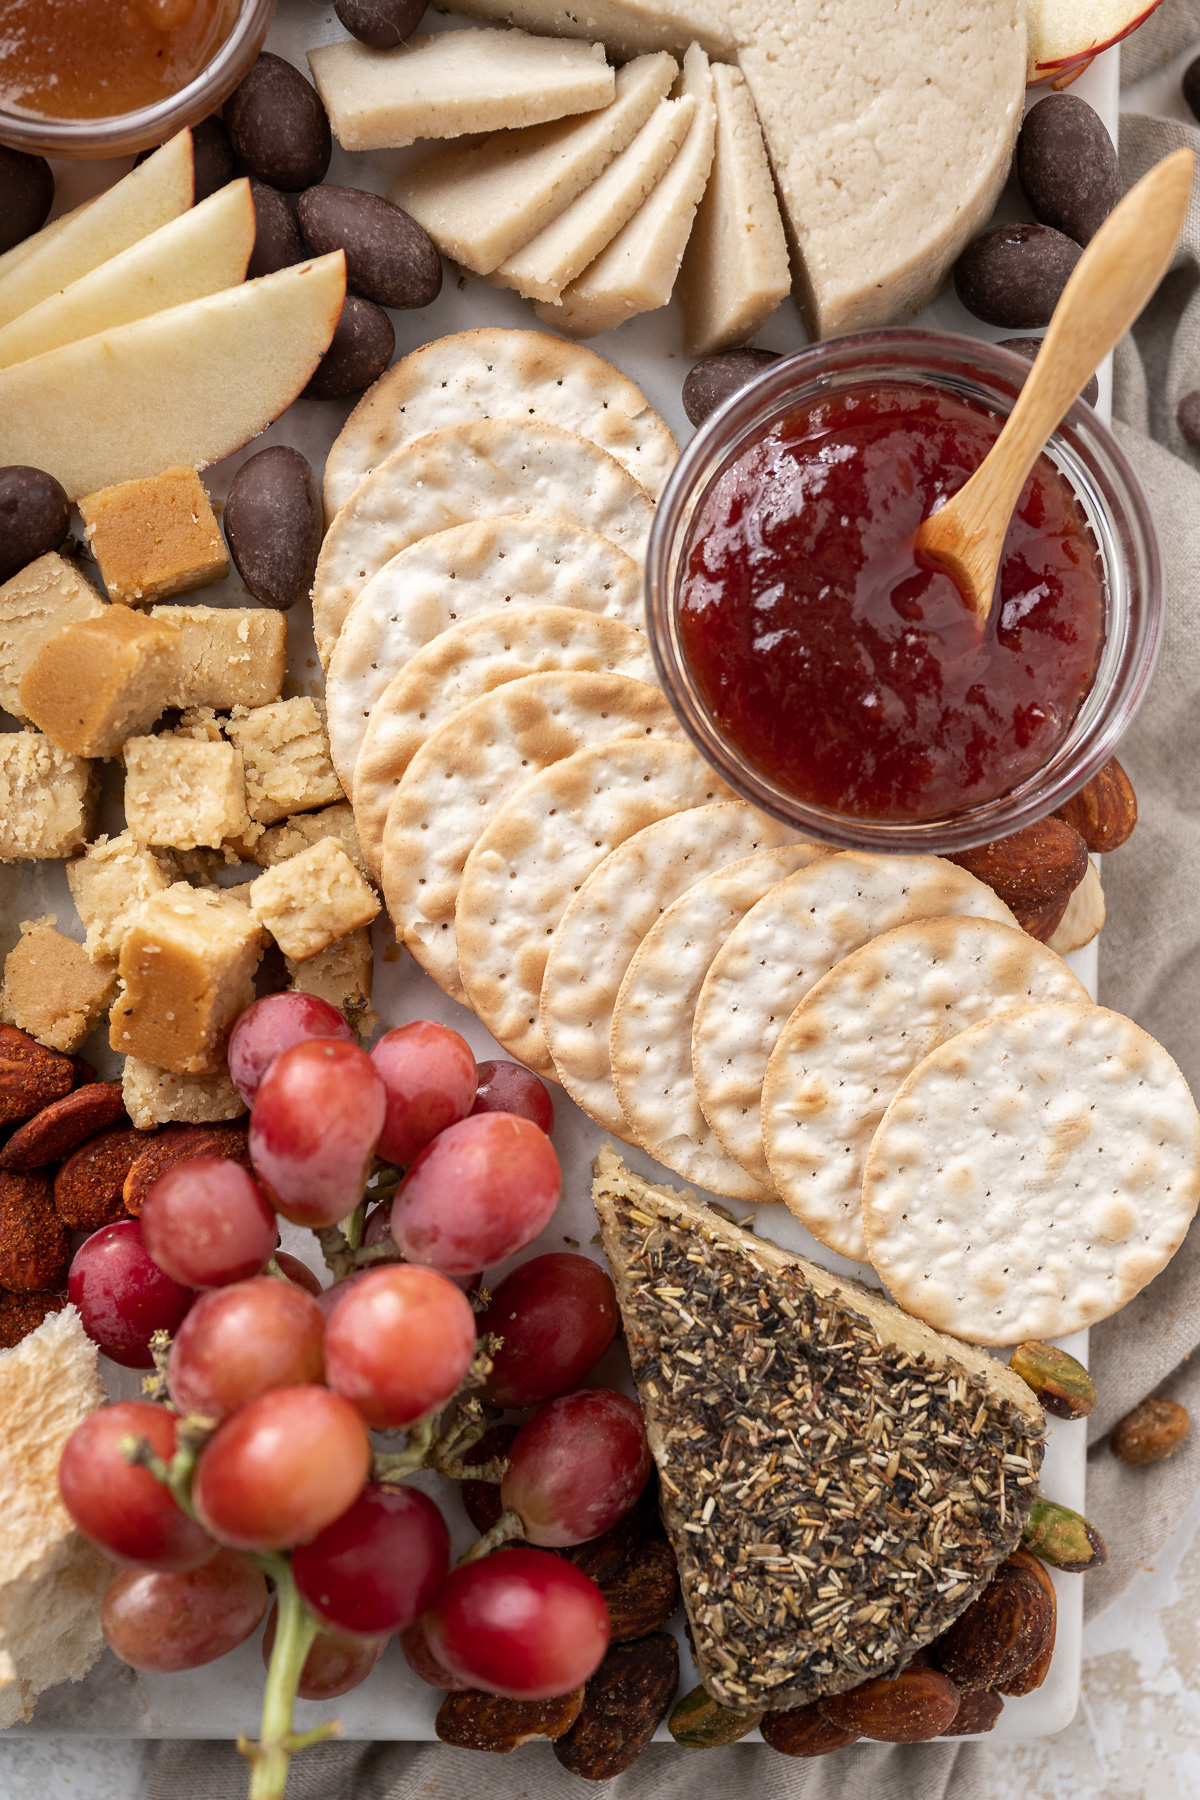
[915,145,1195,619]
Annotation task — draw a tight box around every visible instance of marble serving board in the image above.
[5,13,1121,1744]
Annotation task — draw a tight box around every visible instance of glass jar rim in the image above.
[0,0,276,158]
[645,328,1163,856]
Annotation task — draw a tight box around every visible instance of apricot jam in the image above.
[679,382,1106,822]
[0,0,237,120]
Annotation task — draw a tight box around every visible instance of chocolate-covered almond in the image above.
[224,446,322,612]
[247,181,305,280]
[0,147,54,256]
[298,185,442,310]
[683,349,781,428]
[954,222,1081,329]
[1017,95,1121,246]
[303,294,395,399]
[999,337,1098,409]
[0,465,70,583]
[334,0,426,48]
[225,52,331,192]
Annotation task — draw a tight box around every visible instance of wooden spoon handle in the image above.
[918,145,1195,617]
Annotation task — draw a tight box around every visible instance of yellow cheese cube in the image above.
[19,609,180,758]
[0,916,119,1054]
[109,883,264,1074]
[79,466,228,605]
[0,553,106,720]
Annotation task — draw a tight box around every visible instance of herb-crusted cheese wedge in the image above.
[592,1147,1045,1711]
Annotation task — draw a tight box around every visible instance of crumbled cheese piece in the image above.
[77,467,228,605]
[287,926,377,1040]
[0,553,106,720]
[149,606,287,711]
[0,916,118,1054]
[252,803,366,876]
[249,838,380,963]
[121,1056,246,1127]
[66,831,177,963]
[123,736,250,851]
[109,883,264,1074]
[19,609,180,758]
[225,698,342,826]
[0,735,94,863]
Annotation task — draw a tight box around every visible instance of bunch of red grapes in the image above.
[57,994,652,1732]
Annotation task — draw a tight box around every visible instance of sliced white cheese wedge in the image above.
[0,181,256,372]
[448,0,1026,339]
[542,42,715,337]
[308,28,615,153]
[678,62,790,356]
[496,91,694,302]
[0,132,193,332]
[393,51,677,275]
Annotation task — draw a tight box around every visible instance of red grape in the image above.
[168,1276,325,1420]
[390,1113,560,1275]
[249,1039,386,1228]
[192,1386,371,1551]
[228,992,353,1106]
[361,1203,403,1257]
[476,1254,617,1409]
[67,1220,193,1368]
[292,1482,450,1636]
[324,1265,476,1429]
[315,1267,373,1319]
[275,1250,323,1296]
[425,1547,609,1699]
[101,1548,268,1672]
[140,1158,277,1289]
[400,1616,472,1690]
[58,1401,216,1572]
[370,1022,477,1165]
[501,1390,651,1547]
[472,1061,554,1136]
[261,1603,385,1699]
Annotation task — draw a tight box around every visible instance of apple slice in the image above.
[0,253,346,500]
[1027,0,1164,84]
[0,130,193,331]
[0,194,98,283]
[0,180,256,371]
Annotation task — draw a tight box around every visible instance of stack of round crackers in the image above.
[321,327,1200,1353]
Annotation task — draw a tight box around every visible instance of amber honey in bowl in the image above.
[0,0,239,121]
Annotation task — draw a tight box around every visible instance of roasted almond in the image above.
[761,1700,861,1756]
[0,1170,71,1292]
[817,1667,961,1742]
[54,1124,152,1231]
[0,1024,74,1126]
[948,818,1089,916]
[69,1055,98,1089]
[0,1081,127,1171]
[1054,756,1137,852]
[553,1633,680,1780]
[997,1550,1057,1696]
[1015,888,1076,943]
[1111,1396,1190,1466]
[0,1286,67,1348]
[558,1507,645,1585]
[435,1685,584,1751]
[122,1119,252,1215]
[939,1687,1004,1736]
[600,1535,680,1643]
[934,1553,1054,1694]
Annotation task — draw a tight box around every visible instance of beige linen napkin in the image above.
[147,28,1200,1800]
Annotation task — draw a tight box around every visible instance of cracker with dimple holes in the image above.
[457,740,733,1080]
[380,671,681,1004]
[862,1001,1200,1345]
[351,605,654,874]
[322,327,677,520]
[312,419,656,666]
[540,802,805,1134]
[611,846,828,1203]
[761,918,1090,1263]
[692,853,1018,1200]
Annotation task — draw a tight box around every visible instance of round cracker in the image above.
[346,603,653,858]
[861,1001,1200,1345]
[312,419,656,664]
[692,853,1019,1195]
[380,670,681,1004]
[540,802,808,1135]
[322,326,678,519]
[457,740,733,1079]
[761,918,1091,1263]
[611,846,828,1203]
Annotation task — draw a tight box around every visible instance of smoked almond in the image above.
[599,1535,680,1642]
[0,1169,70,1291]
[122,1118,252,1215]
[1054,756,1137,852]
[0,1080,127,1170]
[0,1023,74,1125]
[54,1124,150,1230]
[948,818,1088,927]
[435,1685,584,1751]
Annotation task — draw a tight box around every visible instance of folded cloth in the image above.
[147,29,1200,1800]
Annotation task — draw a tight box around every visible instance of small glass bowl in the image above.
[0,0,276,159]
[645,329,1163,855]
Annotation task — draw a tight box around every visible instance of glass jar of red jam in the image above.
[647,331,1163,853]
[0,0,274,157]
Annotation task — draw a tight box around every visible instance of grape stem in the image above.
[459,1509,525,1563]
[239,1553,337,1800]
[370,1343,502,1483]
[139,1328,174,1405]
[315,1224,399,1281]
[119,1428,211,1523]
[339,1199,367,1251]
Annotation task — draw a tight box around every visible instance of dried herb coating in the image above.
[593,1150,1045,1712]
[435,1685,583,1751]
[600,1535,681,1642]
[553,1633,679,1780]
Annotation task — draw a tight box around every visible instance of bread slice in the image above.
[592,1147,1045,1712]
[0,1305,109,1727]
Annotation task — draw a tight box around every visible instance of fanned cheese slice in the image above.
[448,0,1026,338]
[544,43,716,337]
[395,52,678,274]
[593,1147,1045,1712]
[678,62,790,356]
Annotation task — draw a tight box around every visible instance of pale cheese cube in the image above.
[66,830,177,963]
[122,1056,246,1127]
[252,803,366,876]
[0,734,94,862]
[123,736,250,851]
[287,926,377,1041]
[249,838,380,963]
[150,605,287,711]
[109,883,264,1074]
[225,698,342,826]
